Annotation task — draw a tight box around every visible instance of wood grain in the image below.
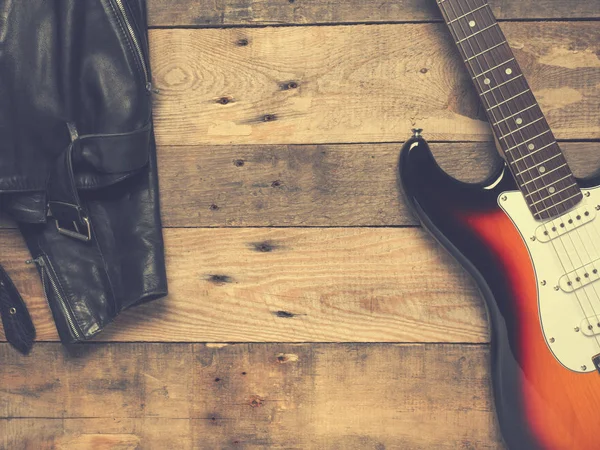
[146,0,600,26]
[0,343,504,449]
[157,142,600,227]
[150,22,600,146]
[0,227,486,344]
[2,143,597,229]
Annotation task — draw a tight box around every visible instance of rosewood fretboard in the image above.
[437,0,582,221]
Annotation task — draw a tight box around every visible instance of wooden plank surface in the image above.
[158,142,600,227]
[0,228,486,343]
[3,2,598,449]
[147,0,600,26]
[150,22,600,146]
[1,142,597,229]
[0,343,504,449]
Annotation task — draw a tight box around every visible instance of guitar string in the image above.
[471,0,600,351]
[459,0,600,352]
[439,0,600,355]
[474,1,600,343]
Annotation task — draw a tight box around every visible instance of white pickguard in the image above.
[500,186,600,373]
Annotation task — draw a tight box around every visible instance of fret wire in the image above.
[447,3,488,24]
[522,165,569,188]
[468,4,552,169]
[437,0,582,219]
[475,1,580,215]
[498,117,544,140]
[486,89,530,112]
[537,192,582,215]
[492,104,537,125]
[511,142,558,163]
[480,74,523,95]
[505,130,551,152]
[462,1,560,208]
[464,40,507,62]
[514,153,561,171]
[473,58,515,79]
[447,0,534,171]
[456,22,498,44]
[530,183,579,206]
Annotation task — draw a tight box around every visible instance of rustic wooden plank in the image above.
[0,228,486,343]
[0,343,504,449]
[1,143,596,229]
[1,418,193,450]
[1,142,597,229]
[146,0,600,26]
[158,142,600,227]
[150,22,600,146]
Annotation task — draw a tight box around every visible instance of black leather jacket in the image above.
[0,0,167,352]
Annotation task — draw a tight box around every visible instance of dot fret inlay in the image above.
[436,0,583,220]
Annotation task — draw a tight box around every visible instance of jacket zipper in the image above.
[27,256,83,341]
[111,0,151,90]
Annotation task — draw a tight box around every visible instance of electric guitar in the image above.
[400,1,599,449]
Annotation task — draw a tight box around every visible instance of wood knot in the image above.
[281,81,299,90]
[217,97,233,105]
[263,114,277,122]
[420,68,429,74]
[276,353,299,364]
[234,159,245,167]
[271,180,282,188]
[252,241,277,253]
[208,274,232,285]
[236,38,249,46]
[209,204,220,211]
[249,395,264,408]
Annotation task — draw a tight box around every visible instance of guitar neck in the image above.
[436,0,582,220]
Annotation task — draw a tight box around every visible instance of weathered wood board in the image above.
[146,0,600,26]
[2,143,598,229]
[150,22,600,146]
[0,228,487,343]
[157,142,600,227]
[3,1,598,449]
[0,343,504,449]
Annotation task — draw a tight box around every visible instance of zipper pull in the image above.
[146,82,160,95]
[26,257,44,267]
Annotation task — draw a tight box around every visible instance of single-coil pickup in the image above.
[559,260,600,293]
[581,317,600,337]
[535,206,596,243]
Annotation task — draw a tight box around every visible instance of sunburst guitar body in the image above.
[399,0,600,448]
[401,136,600,449]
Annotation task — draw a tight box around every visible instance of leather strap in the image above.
[47,128,92,242]
[46,122,152,242]
[0,263,35,354]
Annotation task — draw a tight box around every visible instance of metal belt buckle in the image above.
[55,216,92,242]
[48,202,92,243]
